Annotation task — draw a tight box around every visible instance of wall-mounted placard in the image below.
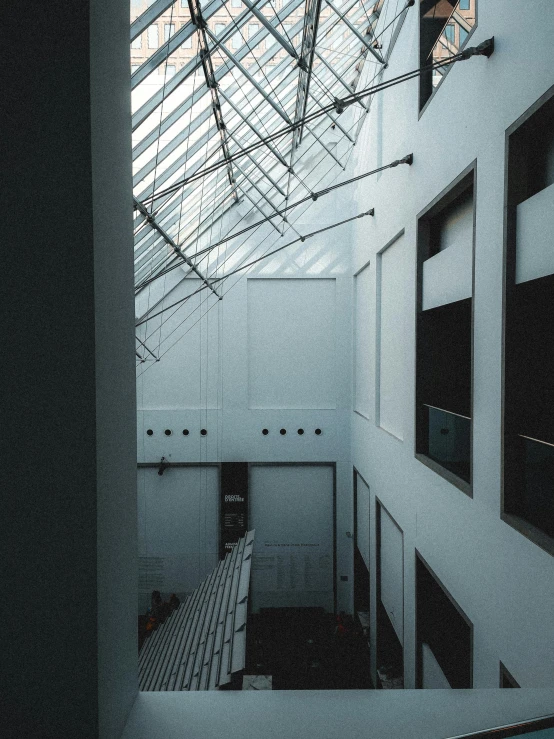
[220,462,249,559]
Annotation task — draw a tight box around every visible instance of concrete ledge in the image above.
[121,688,554,739]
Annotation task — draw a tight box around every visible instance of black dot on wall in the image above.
[164,429,172,436]
[262,428,269,435]
[182,429,189,436]
[280,428,287,435]
[201,429,207,436]
[297,428,304,435]
[315,428,322,435]
[146,429,153,436]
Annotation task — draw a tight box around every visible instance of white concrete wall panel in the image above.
[249,464,334,612]
[247,278,337,409]
[439,195,473,252]
[352,0,554,691]
[377,234,408,440]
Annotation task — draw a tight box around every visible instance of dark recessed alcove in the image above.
[416,553,472,688]
[503,87,554,547]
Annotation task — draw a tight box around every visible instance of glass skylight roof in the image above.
[131,0,409,364]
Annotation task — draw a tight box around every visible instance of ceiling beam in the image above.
[292,0,324,149]
[188,0,239,202]
[134,197,222,299]
[323,0,385,64]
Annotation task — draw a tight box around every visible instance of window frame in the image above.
[418,0,478,117]
[164,23,175,43]
[414,162,477,496]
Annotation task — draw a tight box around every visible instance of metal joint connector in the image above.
[460,36,494,60]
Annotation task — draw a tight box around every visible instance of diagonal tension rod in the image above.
[134,198,222,299]
[134,154,413,294]
[140,37,494,206]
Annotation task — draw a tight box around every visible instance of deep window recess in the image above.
[419,0,477,111]
[415,170,475,490]
[147,24,159,49]
[503,88,554,549]
[353,472,370,640]
[376,502,404,689]
[416,552,472,688]
[500,662,520,688]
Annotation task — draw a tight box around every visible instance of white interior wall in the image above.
[352,0,554,690]
[247,278,337,409]
[422,644,452,689]
[137,466,219,612]
[136,278,221,410]
[137,160,355,613]
[132,0,554,726]
[249,464,335,612]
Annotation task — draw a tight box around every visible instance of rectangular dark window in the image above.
[376,502,404,689]
[503,87,554,550]
[416,553,472,689]
[459,0,470,9]
[415,169,475,491]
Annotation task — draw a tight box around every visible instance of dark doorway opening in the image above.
[245,607,372,690]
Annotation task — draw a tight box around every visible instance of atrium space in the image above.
[3,0,554,738]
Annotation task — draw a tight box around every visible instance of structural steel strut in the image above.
[134,198,222,299]
[188,0,239,203]
[292,0,324,150]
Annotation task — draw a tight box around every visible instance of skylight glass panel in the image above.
[131,0,407,355]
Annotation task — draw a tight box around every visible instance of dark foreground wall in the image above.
[1,1,137,736]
